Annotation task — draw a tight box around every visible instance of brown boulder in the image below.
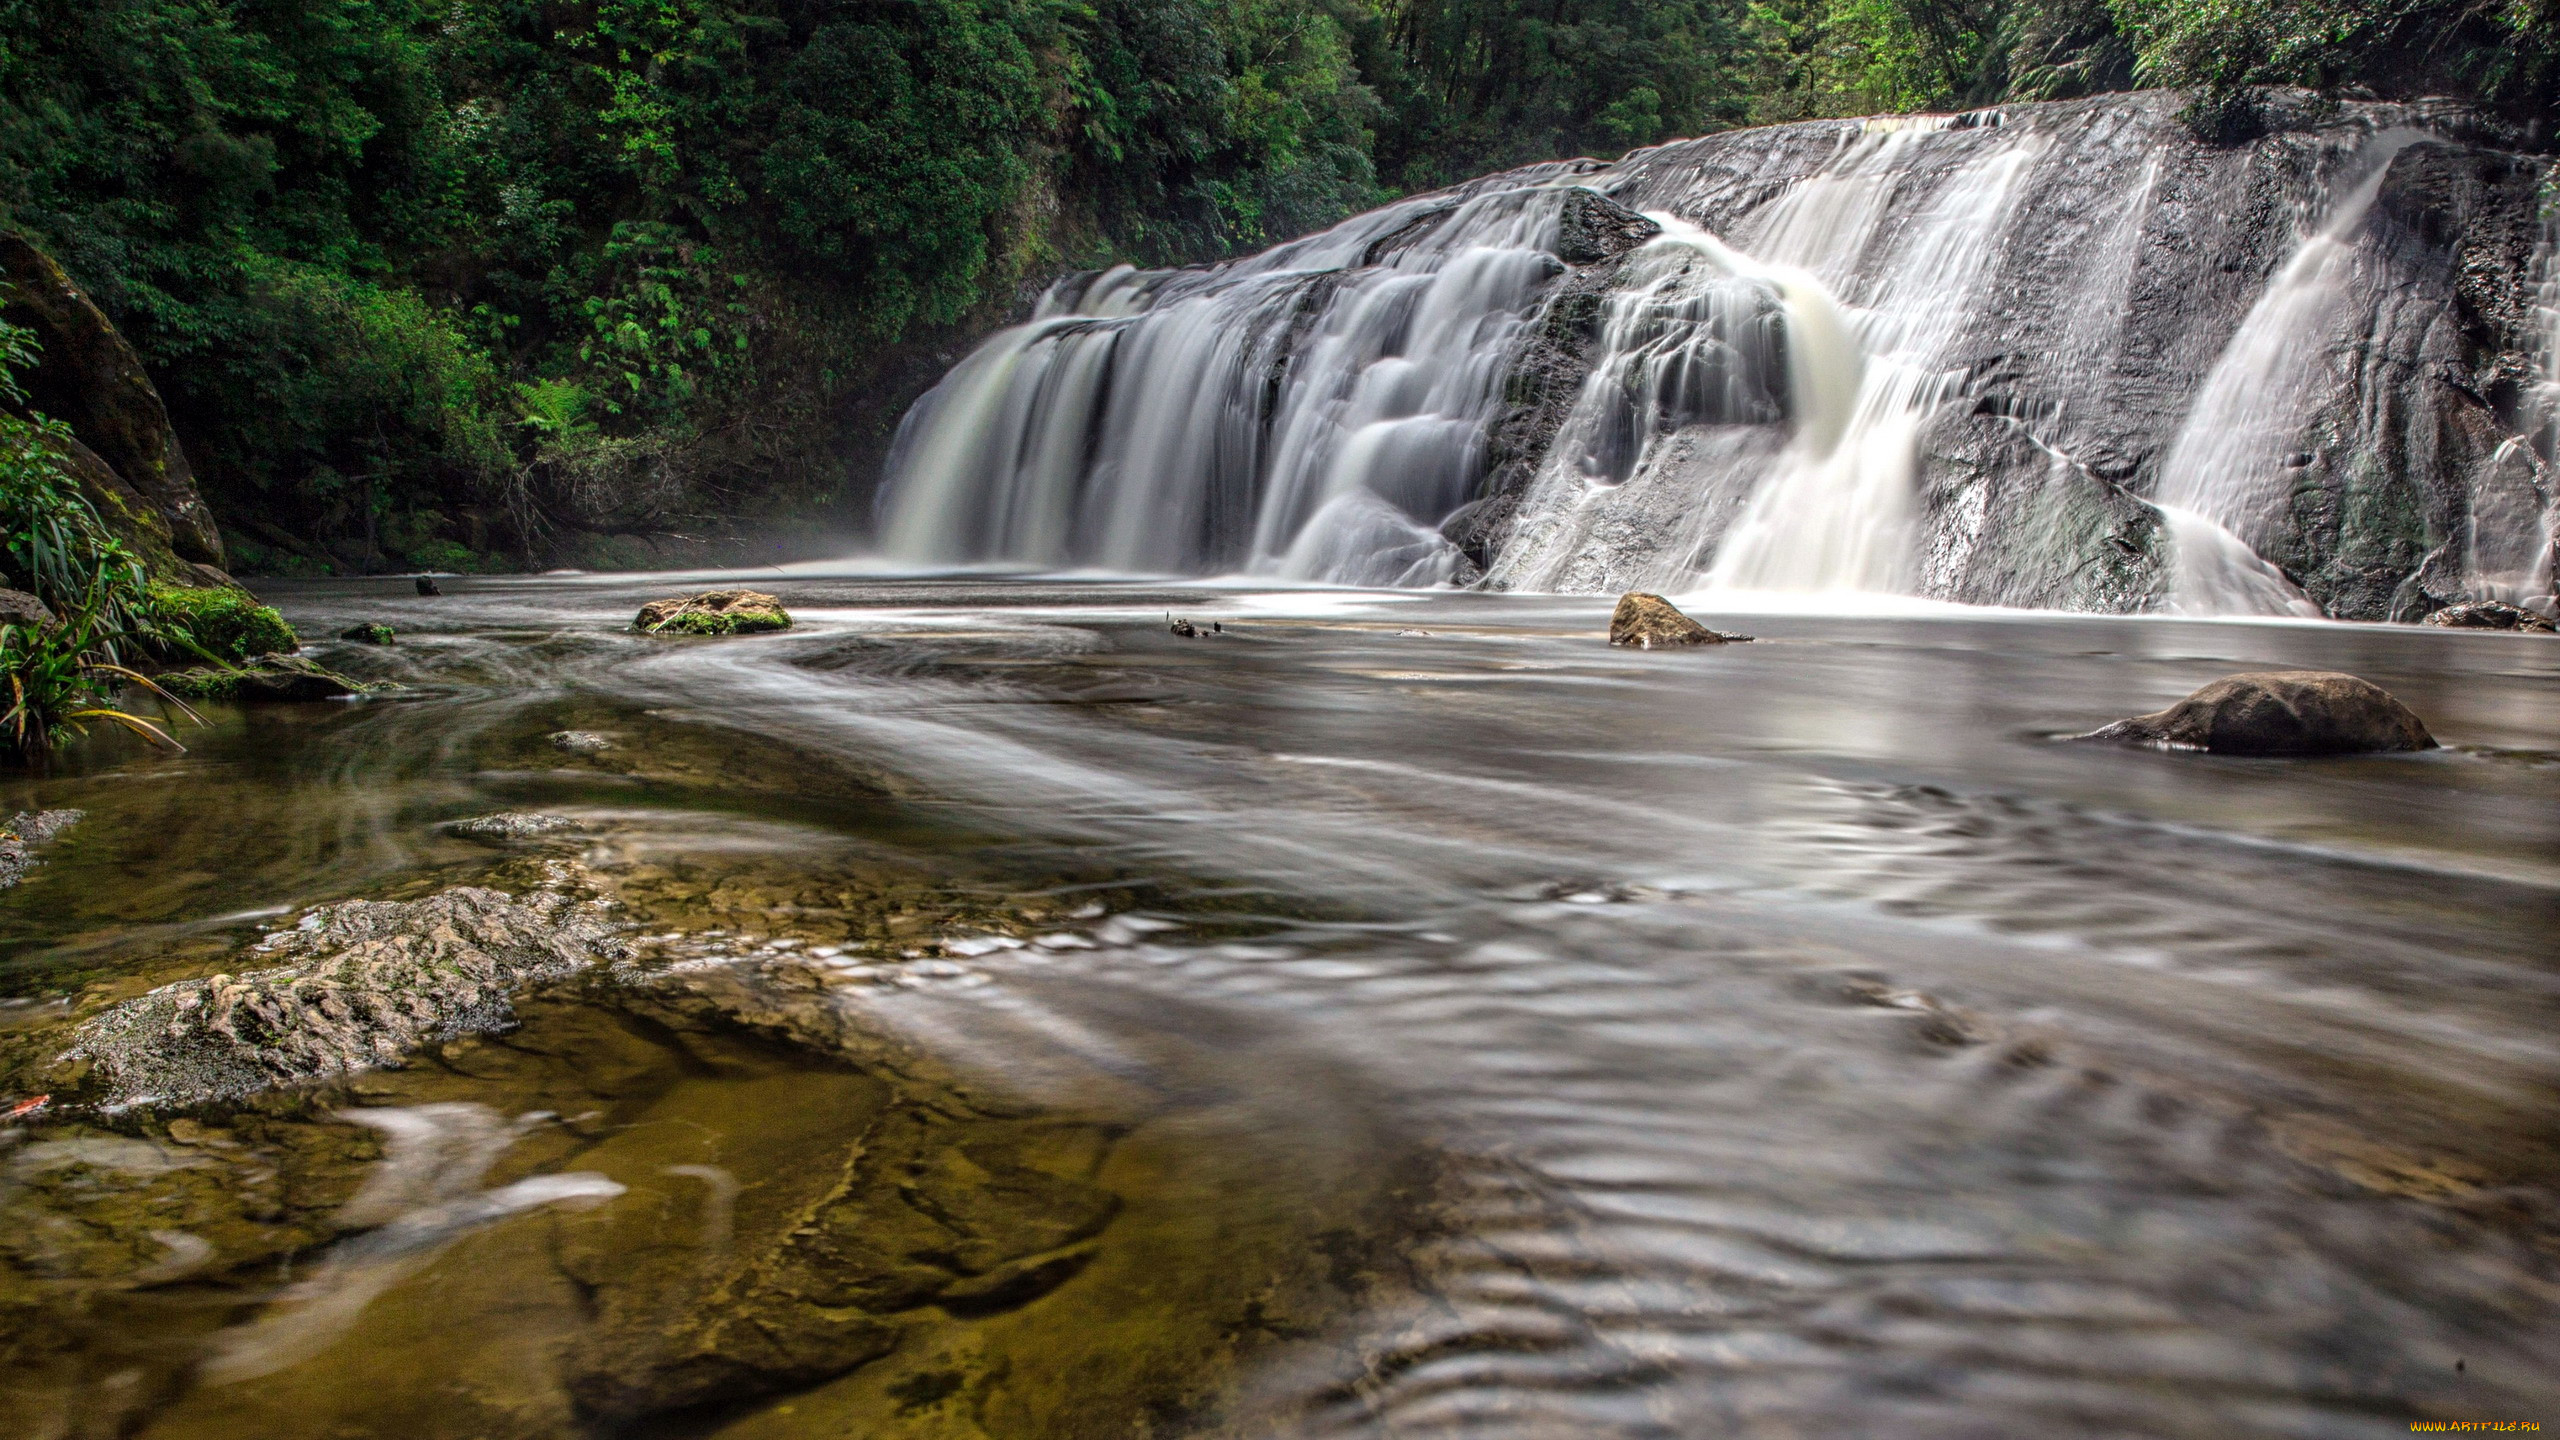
[0,231,222,565]
[0,588,52,630]
[2075,671,2436,756]
[2423,601,2555,633]
[1608,592,1750,648]
[633,589,793,635]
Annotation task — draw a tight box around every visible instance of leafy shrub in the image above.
[0,316,187,761]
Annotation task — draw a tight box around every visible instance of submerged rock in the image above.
[0,809,81,890]
[64,885,627,1109]
[634,589,792,636]
[2423,601,2556,633]
[1608,592,1750,648]
[2075,671,2437,756]
[152,654,371,702]
[447,812,582,845]
[549,729,615,755]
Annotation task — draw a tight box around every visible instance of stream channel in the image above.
[3,572,2557,1438]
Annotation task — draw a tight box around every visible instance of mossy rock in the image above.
[634,589,793,636]
[151,654,372,702]
[655,607,789,636]
[339,622,397,644]
[148,583,297,660]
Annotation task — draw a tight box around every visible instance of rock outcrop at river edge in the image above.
[1,231,227,581]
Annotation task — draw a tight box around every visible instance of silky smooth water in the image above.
[4,572,2557,1438]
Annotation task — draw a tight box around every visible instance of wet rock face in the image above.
[64,885,628,1109]
[1608,592,1747,647]
[0,232,223,566]
[0,809,80,890]
[1462,93,2556,616]
[2424,600,2557,632]
[634,589,793,635]
[2076,671,2438,755]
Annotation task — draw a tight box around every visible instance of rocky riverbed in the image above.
[3,572,2556,1439]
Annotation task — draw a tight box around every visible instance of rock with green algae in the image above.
[633,589,792,636]
[148,583,297,660]
[152,654,373,702]
[61,883,628,1109]
[339,622,396,644]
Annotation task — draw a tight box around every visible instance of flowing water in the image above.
[4,572,2558,1437]
[875,98,2558,620]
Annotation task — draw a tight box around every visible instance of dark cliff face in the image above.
[1480,90,2556,618]
[1,231,227,578]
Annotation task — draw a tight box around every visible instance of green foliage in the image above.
[2107,0,2559,108]
[0,316,185,762]
[145,584,297,662]
[0,0,2548,581]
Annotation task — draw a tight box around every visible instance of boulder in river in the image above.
[634,589,792,636]
[1608,592,1750,648]
[2075,671,2437,756]
[339,622,396,645]
[64,884,627,1109]
[447,812,582,844]
[0,809,80,890]
[2422,601,2556,633]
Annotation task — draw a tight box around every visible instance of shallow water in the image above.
[4,572,2557,1437]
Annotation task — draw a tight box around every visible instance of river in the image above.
[3,571,2557,1437]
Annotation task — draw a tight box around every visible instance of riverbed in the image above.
[4,572,2557,1438]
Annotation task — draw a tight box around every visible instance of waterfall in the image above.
[2149,130,2430,616]
[2486,201,2560,614]
[871,94,2554,620]
[877,184,1577,584]
[1703,128,2046,593]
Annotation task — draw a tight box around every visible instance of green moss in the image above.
[148,585,297,660]
[339,623,396,645]
[652,608,790,636]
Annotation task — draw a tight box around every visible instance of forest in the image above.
[2,0,2554,575]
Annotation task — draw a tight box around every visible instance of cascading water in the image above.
[878,183,1581,585]
[2148,131,2429,616]
[872,93,2557,620]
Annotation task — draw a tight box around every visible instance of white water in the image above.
[2485,206,2560,613]
[872,103,2550,619]
[878,184,1579,584]
[2150,131,2428,615]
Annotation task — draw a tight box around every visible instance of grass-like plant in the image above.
[0,312,199,762]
